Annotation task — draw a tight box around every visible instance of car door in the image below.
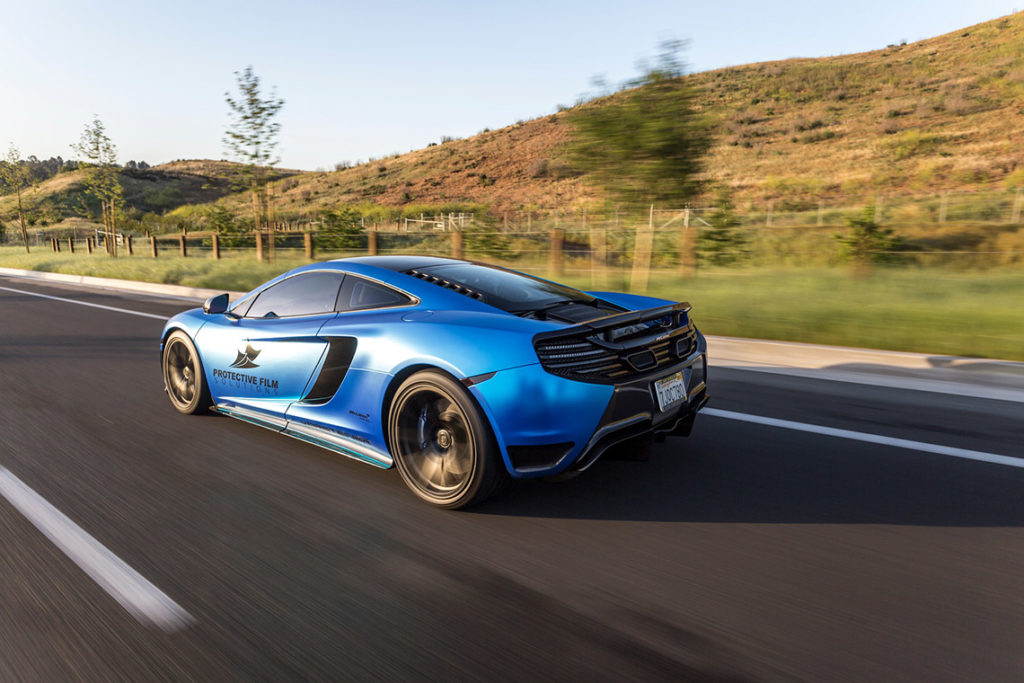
[284,274,416,440]
[196,271,345,420]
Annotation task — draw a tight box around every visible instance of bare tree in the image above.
[0,144,31,252]
[224,66,284,259]
[72,117,123,256]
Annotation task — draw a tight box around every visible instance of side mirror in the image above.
[203,293,230,315]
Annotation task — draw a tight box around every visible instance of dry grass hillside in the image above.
[215,10,1024,216]
[0,160,301,224]
[696,12,1024,206]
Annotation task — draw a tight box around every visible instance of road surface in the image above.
[1,276,1022,681]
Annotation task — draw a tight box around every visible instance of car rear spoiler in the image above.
[534,302,692,351]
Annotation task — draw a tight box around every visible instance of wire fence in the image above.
[10,189,1024,275]
[26,219,1024,275]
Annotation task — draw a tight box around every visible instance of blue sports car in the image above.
[161,256,708,508]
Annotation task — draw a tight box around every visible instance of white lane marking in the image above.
[0,285,167,320]
[703,408,1024,469]
[0,466,194,631]
[712,362,1024,405]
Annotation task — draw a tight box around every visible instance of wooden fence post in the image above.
[67,237,75,253]
[178,234,187,257]
[125,235,133,256]
[368,230,378,255]
[150,236,158,258]
[255,232,264,262]
[304,231,314,260]
[590,223,607,289]
[451,230,463,260]
[86,237,93,254]
[678,225,696,277]
[549,228,564,277]
[630,205,655,294]
[211,233,220,260]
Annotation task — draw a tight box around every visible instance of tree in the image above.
[318,207,365,250]
[698,187,749,266]
[72,116,123,256]
[565,41,714,212]
[835,207,904,270]
[0,145,32,252]
[224,65,284,258]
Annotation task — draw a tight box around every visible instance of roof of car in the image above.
[333,255,470,271]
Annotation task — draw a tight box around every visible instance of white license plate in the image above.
[654,371,688,412]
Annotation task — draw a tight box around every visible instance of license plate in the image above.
[654,371,688,412]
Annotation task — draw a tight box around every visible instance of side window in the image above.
[244,272,345,318]
[336,275,412,311]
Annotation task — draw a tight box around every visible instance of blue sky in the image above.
[0,0,1016,170]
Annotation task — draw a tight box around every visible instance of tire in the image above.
[387,370,506,509]
[162,330,212,415]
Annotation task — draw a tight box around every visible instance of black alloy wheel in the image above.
[162,330,211,414]
[388,370,505,509]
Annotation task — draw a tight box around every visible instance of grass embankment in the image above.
[2,246,1021,361]
[562,269,1024,361]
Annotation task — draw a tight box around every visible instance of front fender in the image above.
[160,307,210,351]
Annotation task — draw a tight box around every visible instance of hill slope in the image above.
[221,10,1024,215]
[0,160,305,226]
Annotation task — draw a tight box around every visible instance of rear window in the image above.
[337,275,413,311]
[411,263,593,312]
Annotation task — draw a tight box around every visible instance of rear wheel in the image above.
[162,330,211,414]
[388,370,506,509]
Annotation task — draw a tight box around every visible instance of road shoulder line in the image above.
[0,284,168,320]
[0,466,194,632]
[704,408,1024,469]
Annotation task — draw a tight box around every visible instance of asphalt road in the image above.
[1,275,1023,682]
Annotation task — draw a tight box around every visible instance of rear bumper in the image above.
[567,355,708,473]
[471,348,708,478]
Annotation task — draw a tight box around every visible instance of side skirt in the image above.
[214,403,393,469]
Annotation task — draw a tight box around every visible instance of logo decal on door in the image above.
[229,343,261,369]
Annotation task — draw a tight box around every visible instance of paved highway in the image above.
[1,275,1023,681]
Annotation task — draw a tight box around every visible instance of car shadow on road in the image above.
[473,425,1024,525]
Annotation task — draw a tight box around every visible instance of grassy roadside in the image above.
[560,268,1024,362]
[2,246,1021,361]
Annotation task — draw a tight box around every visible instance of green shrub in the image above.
[834,207,905,265]
[318,207,365,249]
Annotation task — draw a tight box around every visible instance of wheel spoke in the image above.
[444,448,471,476]
[430,396,453,419]
[419,453,445,485]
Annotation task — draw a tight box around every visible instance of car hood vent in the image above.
[538,302,617,324]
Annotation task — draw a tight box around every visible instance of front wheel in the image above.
[162,330,212,414]
[388,370,506,509]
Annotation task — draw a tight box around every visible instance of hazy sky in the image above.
[0,0,1016,170]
